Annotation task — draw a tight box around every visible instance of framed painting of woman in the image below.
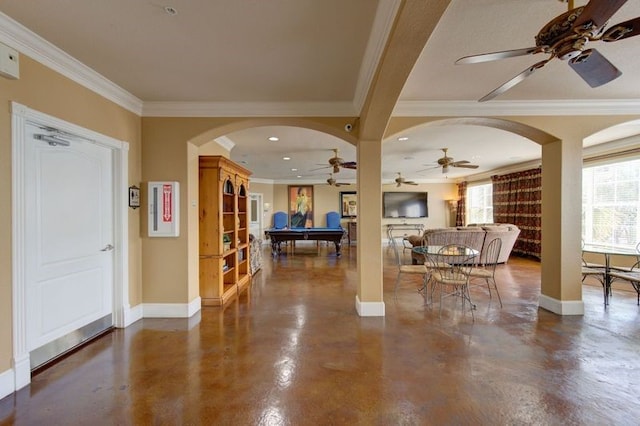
[288,185,314,228]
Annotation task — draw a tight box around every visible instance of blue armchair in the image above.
[326,211,341,229]
[273,211,288,229]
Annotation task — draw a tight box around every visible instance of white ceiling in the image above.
[1,0,639,183]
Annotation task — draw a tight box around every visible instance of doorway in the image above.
[249,193,263,239]
[11,102,129,389]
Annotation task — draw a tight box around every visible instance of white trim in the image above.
[538,294,585,316]
[12,354,30,391]
[0,368,14,401]
[394,100,640,117]
[355,295,385,317]
[0,12,142,115]
[215,136,235,151]
[353,0,401,114]
[250,178,276,185]
[142,297,202,318]
[113,144,130,328]
[10,102,129,390]
[142,101,357,117]
[124,304,144,327]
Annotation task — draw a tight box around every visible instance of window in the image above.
[467,183,493,224]
[582,159,640,248]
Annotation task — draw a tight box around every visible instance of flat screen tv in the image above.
[383,192,428,218]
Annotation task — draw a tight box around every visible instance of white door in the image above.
[249,193,263,238]
[24,123,114,367]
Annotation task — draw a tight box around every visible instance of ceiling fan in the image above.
[326,173,351,187]
[395,172,418,187]
[456,0,640,101]
[423,148,480,174]
[311,148,357,173]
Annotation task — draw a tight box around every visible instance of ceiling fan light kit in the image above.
[311,148,357,174]
[456,0,640,101]
[326,173,350,187]
[423,148,480,174]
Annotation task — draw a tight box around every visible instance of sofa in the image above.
[407,224,521,265]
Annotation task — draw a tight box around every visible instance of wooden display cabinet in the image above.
[199,156,252,306]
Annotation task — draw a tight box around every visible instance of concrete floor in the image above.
[1,243,639,425]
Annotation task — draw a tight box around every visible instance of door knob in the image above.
[101,244,114,251]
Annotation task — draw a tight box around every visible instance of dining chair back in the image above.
[468,238,503,307]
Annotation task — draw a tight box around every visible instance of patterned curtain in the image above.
[455,181,467,227]
[491,168,542,258]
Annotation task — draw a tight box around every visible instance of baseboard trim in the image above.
[539,294,584,315]
[142,297,202,318]
[355,295,385,317]
[124,303,143,326]
[0,367,14,400]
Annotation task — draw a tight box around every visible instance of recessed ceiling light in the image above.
[296,175,302,178]
[164,6,178,15]
[268,136,279,142]
[398,137,409,141]
[283,156,291,161]
[291,168,298,171]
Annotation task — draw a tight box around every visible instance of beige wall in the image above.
[0,55,142,371]
[140,117,355,305]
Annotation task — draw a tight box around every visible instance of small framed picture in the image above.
[340,191,357,218]
[129,185,140,209]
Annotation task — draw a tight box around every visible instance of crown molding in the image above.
[394,100,640,117]
[0,12,143,115]
[142,101,357,117]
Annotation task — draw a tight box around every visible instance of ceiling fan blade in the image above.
[406,182,418,186]
[456,47,542,64]
[342,162,357,169]
[568,48,622,87]
[311,165,330,171]
[454,164,479,169]
[478,59,550,102]
[603,17,640,42]
[572,0,628,30]
[449,160,470,166]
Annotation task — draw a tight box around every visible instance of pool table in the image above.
[265,227,346,257]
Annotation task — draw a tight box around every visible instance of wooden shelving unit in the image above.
[199,156,252,306]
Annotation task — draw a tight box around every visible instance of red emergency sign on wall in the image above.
[148,181,180,237]
[162,184,172,222]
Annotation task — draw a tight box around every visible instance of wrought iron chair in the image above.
[468,238,503,307]
[608,261,640,305]
[426,244,477,321]
[391,238,428,299]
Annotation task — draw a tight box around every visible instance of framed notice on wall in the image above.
[340,191,357,218]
